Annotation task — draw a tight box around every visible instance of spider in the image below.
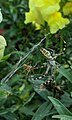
[40,47,63,64]
[40,47,62,75]
[40,79,64,97]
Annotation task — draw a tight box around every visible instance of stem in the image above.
[59,36,63,63]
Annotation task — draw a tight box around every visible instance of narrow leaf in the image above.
[19,106,34,116]
[32,102,52,120]
[52,115,72,120]
[48,96,72,116]
[1,112,17,120]
[57,66,72,83]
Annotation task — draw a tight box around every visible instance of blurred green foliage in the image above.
[0,0,72,120]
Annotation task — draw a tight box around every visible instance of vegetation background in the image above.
[0,0,72,120]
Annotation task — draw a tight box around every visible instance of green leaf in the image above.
[0,53,11,62]
[52,115,72,120]
[0,90,8,104]
[19,106,34,116]
[60,92,72,107]
[28,75,49,101]
[0,35,7,60]
[34,86,49,101]
[0,109,8,115]
[0,83,12,94]
[0,112,17,120]
[32,102,52,120]
[0,51,25,62]
[48,96,72,116]
[0,83,12,103]
[57,66,72,83]
[0,35,6,47]
[24,92,35,105]
[0,9,3,23]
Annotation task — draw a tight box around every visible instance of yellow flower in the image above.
[30,0,60,21]
[32,0,60,8]
[25,0,60,25]
[32,21,41,30]
[63,2,72,15]
[25,11,35,24]
[31,0,60,21]
[24,0,70,34]
[25,0,44,25]
[24,9,44,25]
[47,12,70,33]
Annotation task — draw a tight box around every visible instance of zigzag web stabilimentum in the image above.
[1,33,50,84]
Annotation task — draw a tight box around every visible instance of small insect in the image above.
[40,79,64,97]
[23,63,47,77]
[23,63,35,76]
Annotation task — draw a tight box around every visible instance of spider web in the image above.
[1,33,50,84]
